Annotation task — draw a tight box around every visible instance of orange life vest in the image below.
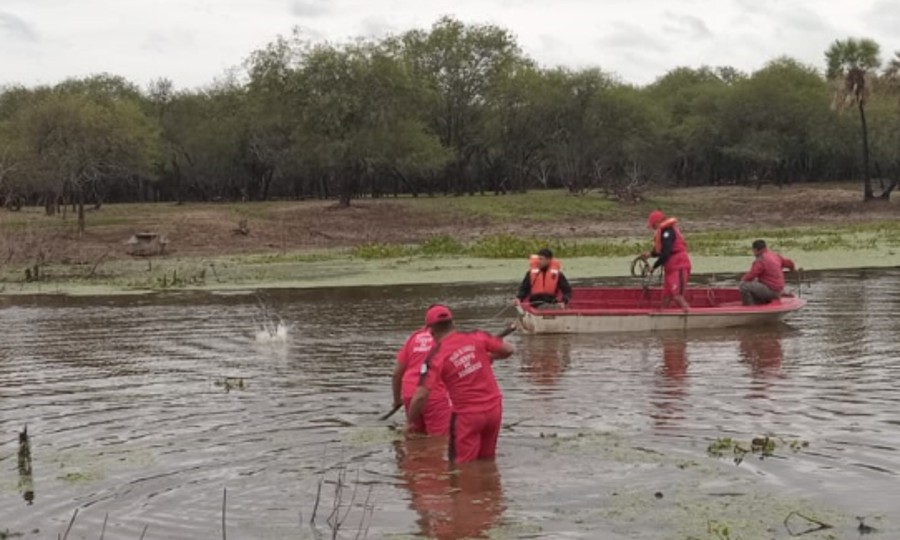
[528,255,562,296]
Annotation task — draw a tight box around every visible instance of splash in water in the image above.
[255,320,289,343]
[253,295,290,343]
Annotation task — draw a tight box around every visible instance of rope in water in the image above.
[487,303,515,321]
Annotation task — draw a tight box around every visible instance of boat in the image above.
[515,287,806,334]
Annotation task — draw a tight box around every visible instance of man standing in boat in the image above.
[740,239,796,305]
[393,311,452,436]
[515,248,572,309]
[641,210,692,312]
[407,305,515,464]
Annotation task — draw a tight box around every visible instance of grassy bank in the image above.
[2,238,899,297]
[1,184,899,296]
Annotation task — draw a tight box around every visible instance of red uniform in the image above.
[742,250,795,293]
[397,328,451,436]
[421,330,506,464]
[652,217,692,299]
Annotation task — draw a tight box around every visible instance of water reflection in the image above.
[739,328,786,401]
[518,335,571,387]
[650,334,690,429]
[392,437,505,540]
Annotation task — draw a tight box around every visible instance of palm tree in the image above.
[884,51,900,102]
[885,51,900,80]
[825,38,881,201]
[879,51,900,199]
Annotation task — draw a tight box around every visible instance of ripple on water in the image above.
[1,274,899,538]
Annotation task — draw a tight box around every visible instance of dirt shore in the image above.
[1,184,898,295]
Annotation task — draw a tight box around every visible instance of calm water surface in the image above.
[1,270,899,539]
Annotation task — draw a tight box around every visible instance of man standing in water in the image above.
[407,305,515,464]
[740,239,796,305]
[393,310,452,436]
[642,210,692,312]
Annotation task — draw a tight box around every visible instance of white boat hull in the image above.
[516,307,797,334]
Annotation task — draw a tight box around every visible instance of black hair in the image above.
[430,320,453,334]
[752,239,767,251]
[537,248,553,259]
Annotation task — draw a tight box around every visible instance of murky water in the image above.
[2,270,899,539]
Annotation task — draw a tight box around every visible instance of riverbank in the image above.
[2,247,899,297]
[1,184,898,296]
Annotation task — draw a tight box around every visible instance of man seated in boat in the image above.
[740,239,796,305]
[514,248,572,309]
[641,211,692,312]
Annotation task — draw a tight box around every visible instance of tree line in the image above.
[1,17,899,228]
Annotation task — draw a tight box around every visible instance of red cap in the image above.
[425,304,453,326]
[647,210,665,229]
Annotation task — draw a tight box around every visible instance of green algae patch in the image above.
[519,428,852,539]
[57,469,105,485]
[4,231,900,298]
[345,427,402,447]
[707,435,808,465]
[599,486,845,540]
[547,430,719,471]
[485,520,544,538]
[47,448,157,487]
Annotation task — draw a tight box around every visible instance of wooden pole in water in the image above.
[222,487,227,540]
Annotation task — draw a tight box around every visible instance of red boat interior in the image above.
[561,287,743,310]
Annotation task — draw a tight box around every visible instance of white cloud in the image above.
[290,0,331,18]
[0,0,895,88]
[663,13,713,40]
[358,16,396,38]
[0,11,38,43]
[866,0,900,40]
[598,22,668,53]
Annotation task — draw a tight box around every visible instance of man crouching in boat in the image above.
[393,308,452,436]
[407,305,515,464]
[641,211,692,312]
[740,239,797,305]
[514,248,572,309]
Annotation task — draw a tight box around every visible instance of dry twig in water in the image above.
[99,513,108,540]
[354,486,375,540]
[784,511,832,536]
[60,508,79,540]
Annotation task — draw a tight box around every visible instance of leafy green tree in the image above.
[292,41,449,206]
[645,67,730,186]
[5,89,159,231]
[718,58,833,187]
[399,16,524,195]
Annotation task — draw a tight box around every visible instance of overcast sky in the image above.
[1,0,898,90]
